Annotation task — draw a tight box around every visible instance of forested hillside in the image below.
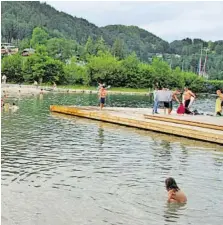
[1,1,223,81]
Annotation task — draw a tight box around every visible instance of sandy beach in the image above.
[1,84,48,98]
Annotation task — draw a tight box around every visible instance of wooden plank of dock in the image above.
[144,114,223,131]
[50,106,223,144]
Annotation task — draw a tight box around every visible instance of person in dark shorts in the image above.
[99,85,107,110]
[183,87,195,114]
[163,101,170,114]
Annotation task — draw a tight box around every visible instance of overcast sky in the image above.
[46,1,223,42]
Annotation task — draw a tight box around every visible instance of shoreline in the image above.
[1,84,216,98]
[1,84,151,97]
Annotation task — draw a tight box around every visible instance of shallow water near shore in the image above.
[1,93,223,225]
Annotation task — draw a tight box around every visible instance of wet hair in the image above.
[102,84,106,88]
[165,177,180,191]
[12,102,15,106]
[41,89,43,91]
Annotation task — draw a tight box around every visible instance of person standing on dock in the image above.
[183,87,195,114]
[99,84,107,110]
[153,86,159,114]
[216,90,223,116]
[168,89,181,115]
[53,82,57,90]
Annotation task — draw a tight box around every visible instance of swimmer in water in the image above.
[40,89,44,94]
[165,177,187,203]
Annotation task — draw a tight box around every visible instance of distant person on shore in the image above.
[165,177,187,203]
[34,80,38,88]
[183,87,195,114]
[153,86,159,114]
[216,90,223,116]
[99,84,107,110]
[53,82,57,90]
[3,90,7,98]
[2,74,7,84]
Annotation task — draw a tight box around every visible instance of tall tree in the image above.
[112,38,125,59]
[30,27,49,48]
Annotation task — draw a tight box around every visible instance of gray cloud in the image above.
[46,1,223,42]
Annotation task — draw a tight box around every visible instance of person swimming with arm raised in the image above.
[165,177,187,203]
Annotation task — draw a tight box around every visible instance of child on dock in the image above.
[165,177,187,203]
[99,85,107,110]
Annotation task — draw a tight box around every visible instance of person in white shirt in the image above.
[2,74,7,84]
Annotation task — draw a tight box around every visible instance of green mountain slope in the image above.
[1,1,103,43]
[1,1,223,79]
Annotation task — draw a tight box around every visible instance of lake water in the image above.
[1,93,223,225]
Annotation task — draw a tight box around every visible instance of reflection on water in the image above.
[1,93,223,225]
[164,203,187,224]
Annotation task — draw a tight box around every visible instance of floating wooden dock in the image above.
[50,106,223,144]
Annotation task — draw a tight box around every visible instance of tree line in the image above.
[1,1,223,80]
[2,27,223,93]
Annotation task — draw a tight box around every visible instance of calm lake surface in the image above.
[1,93,223,225]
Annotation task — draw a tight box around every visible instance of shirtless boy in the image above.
[99,85,107,110]
[183,87,195,114]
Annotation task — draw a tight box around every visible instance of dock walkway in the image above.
[50,106,223,144]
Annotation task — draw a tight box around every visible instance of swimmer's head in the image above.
[165,177,179,191]
[12,102,15,106]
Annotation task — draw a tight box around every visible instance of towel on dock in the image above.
[177,103,185,114]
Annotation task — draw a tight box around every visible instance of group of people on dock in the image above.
[97,81,223,116]
[153,86,223,116]
[153,87,196,115]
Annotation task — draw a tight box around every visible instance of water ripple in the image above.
[1,93,223,225]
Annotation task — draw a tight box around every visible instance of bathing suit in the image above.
[100,98,105,104]
[184,99,190,108]
[164,101,172,109]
